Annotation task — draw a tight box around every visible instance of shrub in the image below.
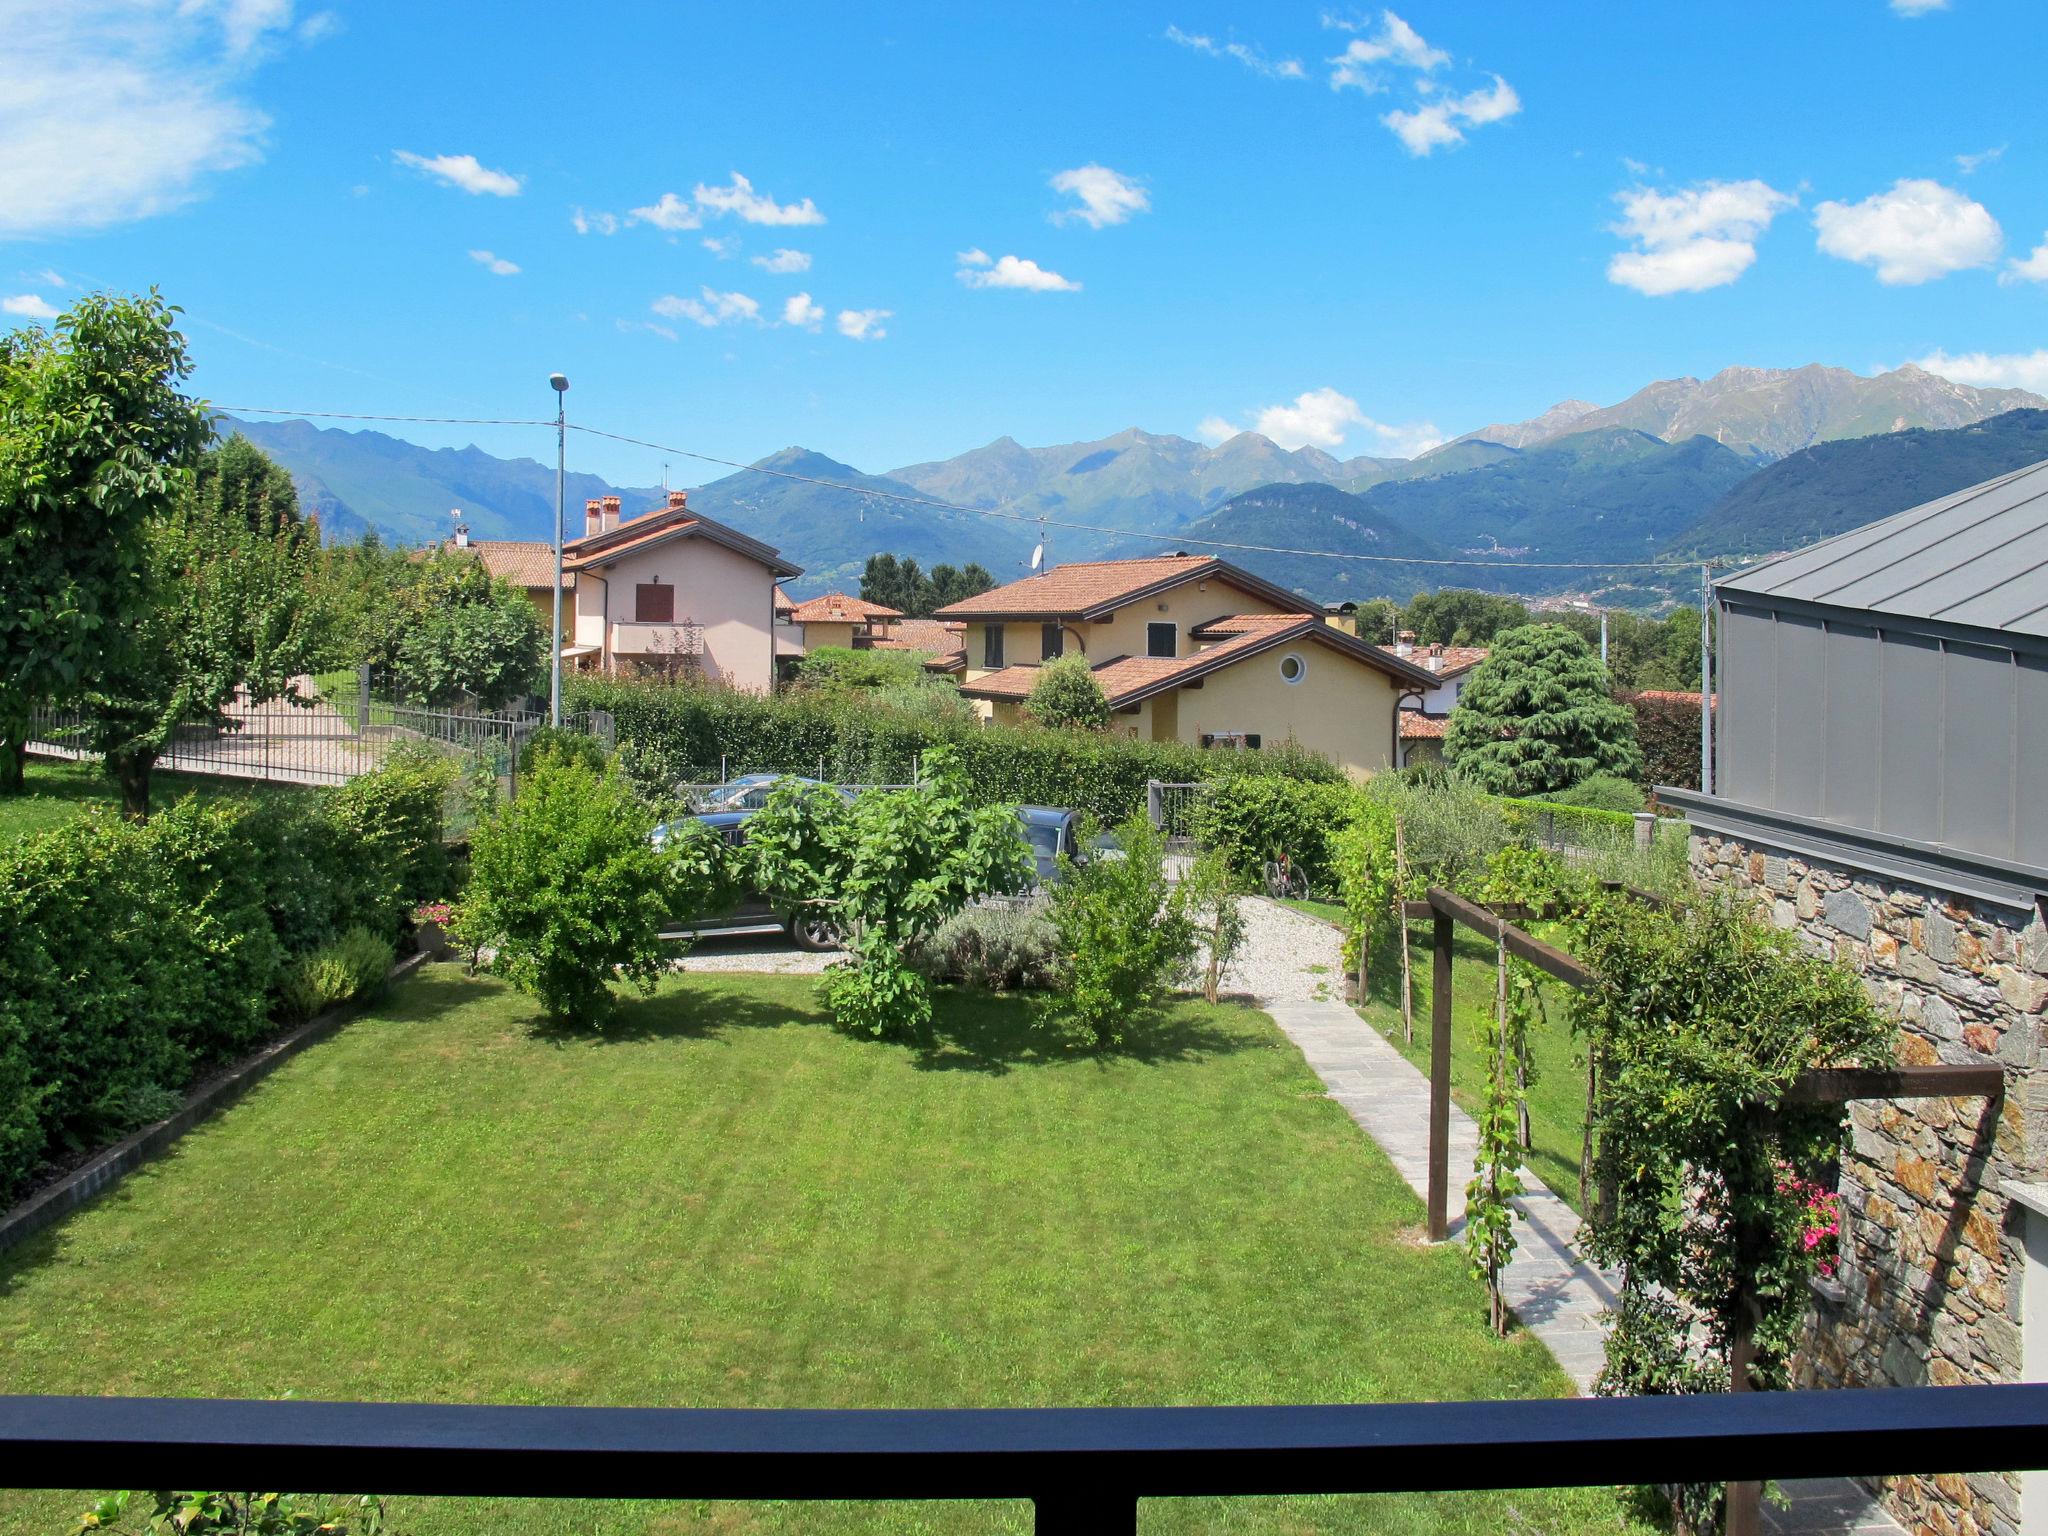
[1627,690,1707,792]
[746,746,1031,1036]
[1537,772,1645,813]
[909,903,1061,991]
[1444,624,1642,795]
[463,756,711,1027]
[279,926,395,1023]
[1192,775,1359,890]
[323,748,458,940]
[1361,770,1512,892]
[1041,816,1194,1050]
[517,725,609,776]
[1182,849,1247,1005]
[1022,653,1112,729]
[568,674,1342,826]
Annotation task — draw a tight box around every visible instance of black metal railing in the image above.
[6,1385,2046,1532]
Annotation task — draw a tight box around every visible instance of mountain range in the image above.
[221,361,2048,605]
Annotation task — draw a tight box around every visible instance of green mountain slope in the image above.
[682,448,1032,594]
[1110,481,1456,603]
[1666,408,2048,561]
[223,415,658,545]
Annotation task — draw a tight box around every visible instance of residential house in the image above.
[1660,460,2048,1536]
[452,493,800,689]
[784,592,903,653]
[869,617,967,676]
[932,555,1440,777]
[1378,631,1490,767]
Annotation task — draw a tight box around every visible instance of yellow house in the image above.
[934,555,1441,778]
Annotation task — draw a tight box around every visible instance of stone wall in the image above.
[1692,831,2048,1536]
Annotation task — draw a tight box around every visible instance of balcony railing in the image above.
[6,1384,2047,1532]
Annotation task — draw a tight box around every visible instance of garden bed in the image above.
[0,967,1652,1536]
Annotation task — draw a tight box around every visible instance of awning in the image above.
[559,644,600,659]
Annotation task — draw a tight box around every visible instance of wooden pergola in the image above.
[1404,885,2006,1536]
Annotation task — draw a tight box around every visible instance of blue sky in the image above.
[3,0,2044,485]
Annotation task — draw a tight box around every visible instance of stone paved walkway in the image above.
[1236,899,1904,1536]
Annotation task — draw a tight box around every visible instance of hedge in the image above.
[0,758,453,1203]
[1192,776,1360,892]
[1626,690,1706,793]
[566,676,1343,825]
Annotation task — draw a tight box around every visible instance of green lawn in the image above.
[1277,895,1347,927]
[1357,923,1592,1213]
[0,969,1648,1536]
[0,756,304,843]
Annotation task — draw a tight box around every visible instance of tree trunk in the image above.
[0,737,23,795]
[110,748,155,821]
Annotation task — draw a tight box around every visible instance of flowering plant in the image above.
[412,900,455,927]
[1777,1165,1842,1280]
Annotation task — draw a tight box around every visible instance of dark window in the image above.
[1041,623,1063,660]
[1146,622,1176,659]
[635,583,674,623]
[983,624,1006,669]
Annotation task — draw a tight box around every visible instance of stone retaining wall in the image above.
[1692,831,2048,1536]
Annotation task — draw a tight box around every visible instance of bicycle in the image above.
[1261,852,1309,901]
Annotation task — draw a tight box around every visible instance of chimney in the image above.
[601,494,622,532]
[1395,629,1416,657]
[584,498,604,537]
[450,509,469,549]
[666,489,689,513]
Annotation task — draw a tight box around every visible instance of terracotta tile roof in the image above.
[788,591,903,624]
[446,539,566,590]
[934,555,1297,620]
[1377,643,1490,678]
[774,584,797,614]
[1398,711,1449,740]
[1188,612,1317,639]
[565,501,800,578]
[1633,689,1718,707]
[869,618,964,654]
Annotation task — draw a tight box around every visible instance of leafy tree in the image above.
[1444,624,1642,795]
[1183,848,1246,1005]
[928,561,994,610]
[1022,652,1111,729]
[1041,815,1194,1049]
[385,552,547,710]
[201,432,305,538]
[1399,589,1530,648]
[744,745,1031,1037]
[1552,605,1705,692]
[794,645,936,692]
[463,754,723,1027]
[89,438,321,816]
[1349,597,1399,646]
[0,290,212,793]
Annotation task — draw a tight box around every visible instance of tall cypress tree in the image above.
[1444,624,1641,795]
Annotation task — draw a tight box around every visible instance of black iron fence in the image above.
[4,1385,2045,1532]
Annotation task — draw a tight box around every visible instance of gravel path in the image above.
[1221,896,1347,1004]
[672,933,838,974]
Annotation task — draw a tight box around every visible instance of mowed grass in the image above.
[1357,923,1592,1212]
[0,970,1648,1535]
[0,756,305,842]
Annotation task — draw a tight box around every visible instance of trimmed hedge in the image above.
[1626,690,1706,793]
[0,759,453,1202]
[1192,775,1360,892]
[566,676,1343,824]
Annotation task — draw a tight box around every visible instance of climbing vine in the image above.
[1466,931,1541,1337]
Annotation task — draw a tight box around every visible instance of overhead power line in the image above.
[215,403,1740,575]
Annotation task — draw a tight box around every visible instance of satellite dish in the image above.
[1030,543,1044,570]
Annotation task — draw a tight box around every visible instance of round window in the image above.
[1279,653,1306,685]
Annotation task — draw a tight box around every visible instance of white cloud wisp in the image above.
[1911,349,2048,393]
[1201,387,1441,456]
[652,287,764,328]
[956,249,1081,292]
[1050,164,1150,228]
[395,150,522,197]
[1382,75,1520,157]
[467,249,519,276]
[1814,179,2001,284]
[1606,178,1797,295]
[694,172,825,227]
[753,248,812,274]
[1164,26,1304,81]
[3,293,61,320]
[837,308,891,341]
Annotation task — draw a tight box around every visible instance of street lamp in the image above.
[549,372,569,727]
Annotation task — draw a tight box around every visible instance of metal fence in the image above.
[1146,780,1208,851]
[25,678,586,793]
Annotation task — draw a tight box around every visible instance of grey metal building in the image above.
[1664,458,2048,908]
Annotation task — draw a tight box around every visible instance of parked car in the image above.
[652,777,851,950]
[1015,807,1120,892]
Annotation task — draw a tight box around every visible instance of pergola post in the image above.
[1427,912,1454,1243]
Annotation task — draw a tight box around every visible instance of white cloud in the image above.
[701,235,739,259]
[1328,11,1448,92]
[628,192,700,231]
[1910,349,2048,392]
[694,172,825,226]
[1164,26,1304,81]
[837,308,891,341]
[618,318,678,342]
[0,2,309,238]
[753,247,812,274]
[956,249,1081,292]
[572,206,620,236]
[652,287,763,327]
[1049,164,1150,228]
[782,292,825,330]
[1814,178,2001,284]
[1605,178,1796,295]
[3,294,60,320]
[467,249,519,276]
[2005,235,2048,285]
[1956,144,2005,174]
[394,150,521,197]
[1891,0,1947,13]
[1382,75,1519,156]
[1201,387,1441,455]
[33,268,65,287]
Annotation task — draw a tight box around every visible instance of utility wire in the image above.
[214,403,1742,574]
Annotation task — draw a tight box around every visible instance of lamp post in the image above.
[549,373,569,727]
